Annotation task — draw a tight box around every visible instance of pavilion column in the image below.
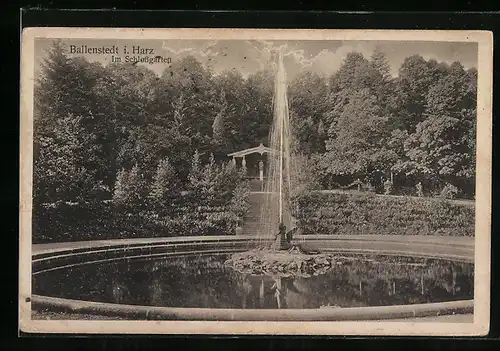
[241,156,247,174]
[232,157,237,167]
[421,275,425,295]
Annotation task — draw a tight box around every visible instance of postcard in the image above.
[19,27,492,336]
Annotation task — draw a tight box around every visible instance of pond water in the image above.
[33,253,474,309]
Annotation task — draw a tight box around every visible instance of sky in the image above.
[34,38,478,80]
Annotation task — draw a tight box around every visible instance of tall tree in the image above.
[212,70,247,151]
[325,52,370,128]
[241,69,274,148]
[323,88,397,177]
[400,62,476,194]
[211,89,234,153]
[34,114,106,204]
[34,41,113,202]
[395,54,448,132]
[370,46,391,81]
[289,71,329,154]
[162,55,215,143]
[149,158,179,208]
[113,165,147,209]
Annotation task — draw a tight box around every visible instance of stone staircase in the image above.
[241,179,293,237]
[247,177,265,192]
[241,190,268,236]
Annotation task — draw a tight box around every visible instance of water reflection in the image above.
[33,254,473,309]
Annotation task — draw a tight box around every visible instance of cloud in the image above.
[198,41,221,58]
[308,49,339,75]
[239,41,379,79]
[37,38,476,80]
[310,42,377,75]
[244,40,276,70]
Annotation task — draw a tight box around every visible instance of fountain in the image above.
[224,51,340,306]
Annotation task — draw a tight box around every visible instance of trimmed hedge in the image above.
[33,201,241,244]
[292,192,475,237]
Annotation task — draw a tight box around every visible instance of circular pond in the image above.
[33,252,473,311]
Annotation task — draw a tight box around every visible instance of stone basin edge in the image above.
[30,235,475,321]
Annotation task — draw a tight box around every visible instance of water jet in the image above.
[224,51,344,305]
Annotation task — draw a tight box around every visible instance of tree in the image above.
[324,88,397,177]
[149,158,179,206]
[288,71,329,154]
[395,54,449,133]
[126,165,146,204]
[162,55,215,143]
[213,160,243,196]
[212,70,248,151]
[369,48,400,130]
[325,51,396,140]
[403,115,472,183]
[464,67,478,158]
[400,62,476,194]
[35,41,87,136]
[230,180,251,218]
[388,128,410,176]
[212,90,227,144]
[188,150,204,192]
[211,88,237,154]
[212,111,225,146]
[113,168,130,207]
[241,70,274,147]
[33,114,106,204]
[112,164,147,209]
[34,41,125,196]
[370,46,391,82]
[325,52,370,128]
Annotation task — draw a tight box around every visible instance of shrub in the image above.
[415,182,424,197]
[440,183,459,200]
[383,179,393,195]
[230,180,251,218]
[112,165,148,209]
[148,158,180,215]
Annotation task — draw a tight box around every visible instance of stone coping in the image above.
[32,235,474,274]
[31,294,474,321]
[33,234,474,255]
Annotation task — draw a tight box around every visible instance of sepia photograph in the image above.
[19,28,492,336]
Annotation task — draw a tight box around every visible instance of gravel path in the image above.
[31,309,474,323]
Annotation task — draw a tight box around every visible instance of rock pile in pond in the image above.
[225,249,340,278]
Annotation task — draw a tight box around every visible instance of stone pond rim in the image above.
[30,234,475,321]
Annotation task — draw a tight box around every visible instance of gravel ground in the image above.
[32,310,125,320]
[32,310,473,323]
[385,313,474,323]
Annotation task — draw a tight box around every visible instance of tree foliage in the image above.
[149,158,179,205]
[34,40,478,217]
[318,51,476,197]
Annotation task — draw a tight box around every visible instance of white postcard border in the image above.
[19,27,493,336]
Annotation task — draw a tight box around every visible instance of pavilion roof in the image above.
[227,143,274,157]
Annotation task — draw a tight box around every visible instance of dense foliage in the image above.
[311,53,477,198]
[33,42,255,243]
[292,192,475,237]
[34,155,250,243]
[32,41,477,242]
